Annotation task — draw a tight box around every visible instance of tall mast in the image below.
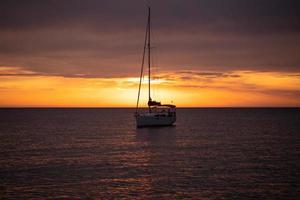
[135,8,149,113]
[148,6,151,104]
[136,6,152,112]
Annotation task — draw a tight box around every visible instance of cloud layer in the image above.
[1,66,300,107]
[0,0,300,78]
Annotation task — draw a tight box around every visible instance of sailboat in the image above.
[135,7,176,127]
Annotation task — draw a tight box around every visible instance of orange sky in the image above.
[1,66,299,107]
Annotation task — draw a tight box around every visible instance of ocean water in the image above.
[0,108,299,199]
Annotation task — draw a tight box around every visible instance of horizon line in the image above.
[0,106,299,109]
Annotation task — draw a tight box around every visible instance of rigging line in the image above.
[152,45,157,100]
[154,50,158,100]
[148,6,151,104]
[153,29,159,101]
[151,14,156,100]
[136,12,149,113]
[151,10,159,102]
[150,14,160,102]
[152,48,155,100]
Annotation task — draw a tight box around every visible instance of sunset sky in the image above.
[1,0,300,107]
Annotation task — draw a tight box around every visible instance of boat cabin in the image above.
[150,104,176,116]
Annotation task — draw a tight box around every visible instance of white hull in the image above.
[136,113,176,127]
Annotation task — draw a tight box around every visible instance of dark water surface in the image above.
[0,108,299,199]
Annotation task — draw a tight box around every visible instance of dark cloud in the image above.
[177,70,241,78]
[0,0,300,77]
[0,73,44,77]
[151,70,243,85]
[1,0,299,33]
